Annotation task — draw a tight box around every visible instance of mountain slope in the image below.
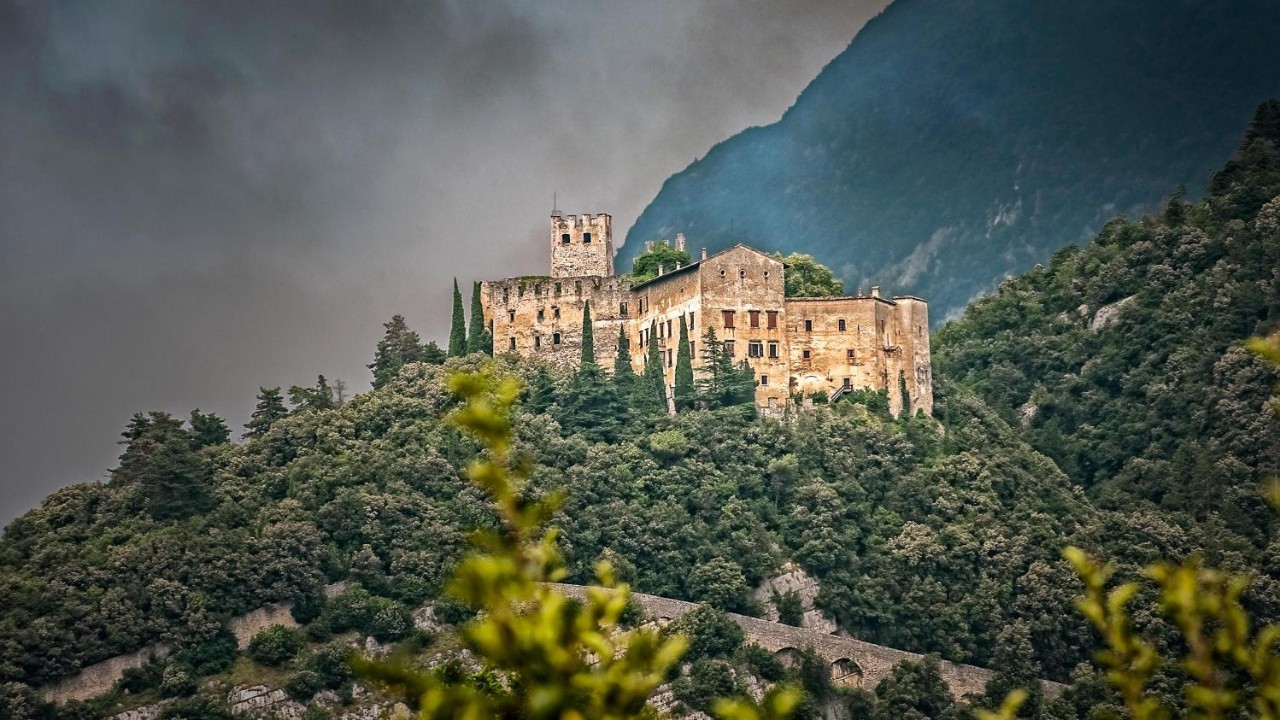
[622,0,1280,320]
[934,102,1280,541]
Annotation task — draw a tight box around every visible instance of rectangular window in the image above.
[620,302,628,317]
[553,333,561,345]
[748,340,763,358]
[555,282,562,295]
[767,310,778,329]
[725,340,736,357]
[583,232,592,244]
[503,288,510,303]
[535,336,542,349]
[575,280,582,294]
[768,341,779,359]
[561,233,571,245]
[723,310,735,329]
[760,374,768,386]
[537,309,545,321]
[843,377,852,390]
[667,349,672,367]
[749,310,760,328]
[802,349,811,360]
[667,320,672,338]
[847,348,855,362]
[658,322,663,339]
[838,319,847,332]
[508,310,515,322]
[689,341,695,357]
[689,312,695,331]
[509,337,516,351]
[804,319,813,332]
[553,307,561,320]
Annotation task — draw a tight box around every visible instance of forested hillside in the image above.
[3,111,1280,719]
[935,102,1280,539]
[623,0,1280,320]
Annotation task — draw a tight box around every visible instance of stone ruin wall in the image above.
[550,213,613,278]
[482,275,633,373]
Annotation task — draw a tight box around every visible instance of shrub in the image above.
[369,603,412,642]
[432,594,477,626]
[306,641,356,689]
[158,694,234,720]
[248,625,304,667]
[158,664,197,698]
[672,659,742,712]
[774,590,804,628]
[117,657,165,693]
[285,670,324,702]
[175,626,239,675]
[662,605,744,661]
[740,644,786,682]
[291,588,326,625]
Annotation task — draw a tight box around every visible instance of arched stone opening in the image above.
[830,657,862,686]
[774,647,802,670]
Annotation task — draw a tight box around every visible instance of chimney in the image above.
[658,264,665,276]
[871,286,880,298]
[675,233,686,251]
[675,262,682,270]
[700,248,708,261]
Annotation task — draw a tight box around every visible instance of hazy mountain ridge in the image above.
[622,0,1280,320]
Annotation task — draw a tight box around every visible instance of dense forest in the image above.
[2,109,1279,719]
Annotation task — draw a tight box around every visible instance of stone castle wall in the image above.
[488,215,935,416]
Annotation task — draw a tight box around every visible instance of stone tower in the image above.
[550,212,613,278]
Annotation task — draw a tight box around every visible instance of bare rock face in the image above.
[227,685,305,719]
[1089,295,1136,332]
[752,562,837,635]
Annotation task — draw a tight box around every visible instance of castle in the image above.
[480,212,932,417]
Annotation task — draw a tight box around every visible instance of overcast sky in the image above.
[0,0,890,524]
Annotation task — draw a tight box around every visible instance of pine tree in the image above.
[674,314,694,411]
[370,314,432,389]
[188,409,230,448]
[468,281,492,355]
[449,278,467,357]
[289,375,336,412]
[580,301,595,367]
[244,387,288,438]
[643,319,666,412]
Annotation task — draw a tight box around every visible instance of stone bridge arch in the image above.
[547,583,1063,700]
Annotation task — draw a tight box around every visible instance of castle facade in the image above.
[480,212,932,417]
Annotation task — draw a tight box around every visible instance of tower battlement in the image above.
[550,212,613,278]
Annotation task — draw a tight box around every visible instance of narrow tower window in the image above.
[561,233,571,244]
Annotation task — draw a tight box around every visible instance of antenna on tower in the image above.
[551,192,561,217]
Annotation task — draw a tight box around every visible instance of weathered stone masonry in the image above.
[482,212,933,416]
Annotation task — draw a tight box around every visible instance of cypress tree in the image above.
[613,326,633,379]
[674,314,694,411]
[468,282,492,355]
[898,369,911,418]
[448,278,467,357]
[643,320,666,411]
[580,301,595,367]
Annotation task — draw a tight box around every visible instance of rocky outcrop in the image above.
[1089,295,1136,332]
[751,563,837,634]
